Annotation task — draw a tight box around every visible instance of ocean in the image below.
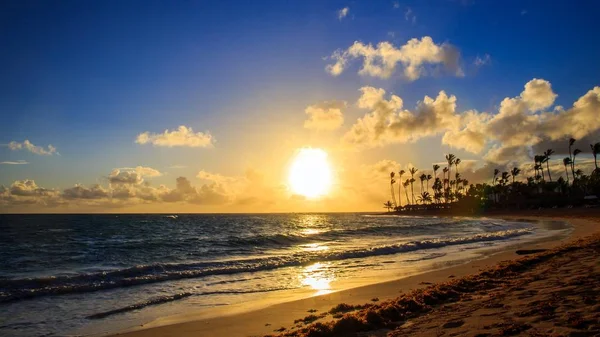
[0,213,569,337]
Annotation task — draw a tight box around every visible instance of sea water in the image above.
[0,213,569,336]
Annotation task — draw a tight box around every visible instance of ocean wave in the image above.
[0,228,532,303]
[86,287,290,319]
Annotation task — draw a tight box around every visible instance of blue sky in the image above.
[1,0,599,212]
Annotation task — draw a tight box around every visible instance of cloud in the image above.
[521,9,528,15]
[342,86,460,148]
[108,166,162,185]
[442,110,491,153]
[404,7,416,24]
[325,36,463,80]
[0,160,28,165]
[6,140,57,155]
[474,54,491,67]
[337,7,349,20]
[340,78,600,169]
[393,1,400,9]
[304,101,346,131]
[136,126,214,148]
[63,184,110,200]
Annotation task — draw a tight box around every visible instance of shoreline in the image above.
[106,209,600,337]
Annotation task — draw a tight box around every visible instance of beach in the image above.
[107,209,600,337]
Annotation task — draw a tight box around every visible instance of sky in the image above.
[1,0,599,213]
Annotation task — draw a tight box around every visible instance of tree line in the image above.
[384,138,600,212]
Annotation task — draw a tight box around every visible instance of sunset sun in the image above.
[288,148,333,198]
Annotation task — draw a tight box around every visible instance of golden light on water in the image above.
[288,148,333,199]
[301,262,334,295]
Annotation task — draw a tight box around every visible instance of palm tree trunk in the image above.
[410,182,415,205]
[564,164,569,184]
[569,147,575,178]
[390,183,397,208]
[546,161,552,182]
[404,187,410,207]
[398,182,402,207]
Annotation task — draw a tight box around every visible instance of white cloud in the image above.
[304,101,346,131]
[325,36,463,80]
[340,79,600,168]
[0,160,28,165]
[393,1,400,9]
[343,86,460,148]
[442,110,491,153]
[108,166,162,185]
[7,140,57,155]
[136,126,214,148]
[337,7,349,20]
[474,54,491,67]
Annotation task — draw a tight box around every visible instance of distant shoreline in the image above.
[105,209,600,337]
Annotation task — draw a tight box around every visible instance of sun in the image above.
[288,148,333,198]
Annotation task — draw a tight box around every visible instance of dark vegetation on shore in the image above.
[268,233,600,337]
[384,139,600,214]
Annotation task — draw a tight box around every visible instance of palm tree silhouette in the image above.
[443,167,449,190]
[573,148,582,179]
[544,149,554,182]
[569,138,576,178]
[454,158,461,193]
[445,154,456,191]
[433,164,440,180]
[383,201,394,212]
[511,167,521,185]
[563,157,572,184]
[417,191,432,204]
[390,172,397,208]
[409,167,418,204]
[493,168,500,185]
[591,142,600,172]
[403,179,410,206]
[426,174,432,193]
[534,155,546,181]
[398,169,405,206]
[419,173,427,195]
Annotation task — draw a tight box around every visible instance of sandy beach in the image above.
[107,209,600,337]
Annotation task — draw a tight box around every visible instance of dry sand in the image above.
[109,209,600,337]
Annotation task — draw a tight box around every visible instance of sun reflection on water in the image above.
[300,262,335,295]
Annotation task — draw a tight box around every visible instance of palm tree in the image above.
[572,149,582,179]
[442,167,449,189]
[433,164,440,180]
[543,149,555,181]
[390,172,397,208]
[403,179,410,206]
[419,173,427,195]
[534,155,546,181]
[398,169,405,206]
[591,142,600,171]
[493,168,500,185]
[454,158,461,193]
[426,174,432,193]
[417,191,432,204]
[569,138,576,178]
[409,167,418,204]
[445,154,456,189]
[383,201,394,212]
[511,167,521,185]
[563,157,572,184]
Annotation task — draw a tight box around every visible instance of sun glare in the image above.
[288,148,333,198]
